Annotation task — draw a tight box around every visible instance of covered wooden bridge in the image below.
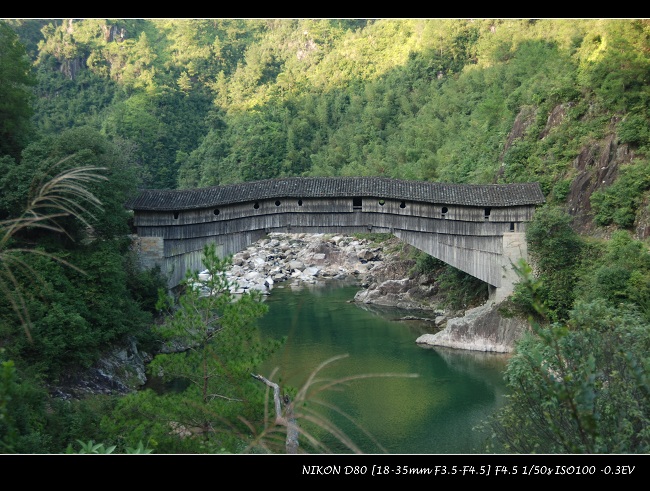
[126,176,545,302]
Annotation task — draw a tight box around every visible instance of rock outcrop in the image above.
[415,301,530,353]
[51,337,151,400]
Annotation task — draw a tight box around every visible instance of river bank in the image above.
[51,232,528,399]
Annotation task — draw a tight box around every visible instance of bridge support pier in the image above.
[131,235,164,271]
[489,231,528,304]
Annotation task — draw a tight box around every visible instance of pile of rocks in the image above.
[213,232,385,294]
[211,232,448,321]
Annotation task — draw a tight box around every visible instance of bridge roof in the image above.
[127,177,546,211]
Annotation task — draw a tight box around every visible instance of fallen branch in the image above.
[252,373,299,453]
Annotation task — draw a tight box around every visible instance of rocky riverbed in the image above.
[220,233,446,314]
[222,232,385,293]
[219,232,453,326]
[51,232,529,399]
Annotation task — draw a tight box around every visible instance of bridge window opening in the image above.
[275,200,281,206]
[441,206,448,218]
[510,222,515,232]
[253,202,260,209]
[484,207,492,220]
[400,201,406,208]
[353,197,362,210]
[379,199,385,206]
[298,199,303,206]
[213,209,220,216]
[173,211,179,220]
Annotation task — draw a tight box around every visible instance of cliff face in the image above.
[507,105,648,240]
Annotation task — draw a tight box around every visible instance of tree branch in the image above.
[252,373,299,454]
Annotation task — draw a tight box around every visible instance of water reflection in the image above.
[258,280,510,454]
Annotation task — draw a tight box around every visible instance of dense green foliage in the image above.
[3,18,644,195]
[483,265,650,453]
[1,18,649,453]
[101,244,281,453]
[0,22,35,161]
[0,127,160,377]
[591,158,650,228]
[514,205,583,322]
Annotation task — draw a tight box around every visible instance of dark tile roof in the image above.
[126,177,546,211]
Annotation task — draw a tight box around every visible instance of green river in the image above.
[258,279,511,454]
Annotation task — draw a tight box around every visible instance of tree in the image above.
[101,243,282,453]
[481,261,650,454]
[151,243,274,406]
[0,21,35,160]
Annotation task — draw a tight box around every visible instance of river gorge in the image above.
[53,232,519,453]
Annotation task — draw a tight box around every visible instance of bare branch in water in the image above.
[252,373,300,454]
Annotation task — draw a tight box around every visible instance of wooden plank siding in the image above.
[135,210,524,241]
[132,199,537,228]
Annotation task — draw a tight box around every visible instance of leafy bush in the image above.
[429,266,487,310]
[551,179,571,202]
[525,205,583,321]
[413,251,444,275]
[617,113,650,146]
[575,231,650,320]
[0,359,53,453]
[66,439,153,454]
[483,272,650,454]
[591,159,650,228]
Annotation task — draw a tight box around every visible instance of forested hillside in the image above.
[1,19,649,454]
[5,19,649,233]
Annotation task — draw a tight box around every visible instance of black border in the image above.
[6,453,649,483]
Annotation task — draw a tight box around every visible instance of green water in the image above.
[257,280,511,454]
